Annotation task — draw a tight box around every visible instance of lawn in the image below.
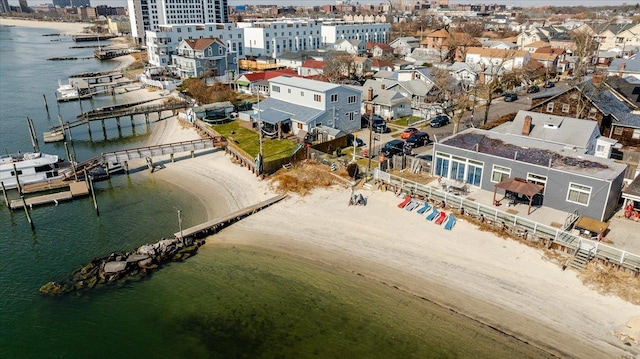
[212,121,299,161]
[390,116,423,127]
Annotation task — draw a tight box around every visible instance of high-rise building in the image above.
[128,0,229,45]
[0,0,11,14]
[18,0,30,13]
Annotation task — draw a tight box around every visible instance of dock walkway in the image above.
[10,182,89,209]
[176,194,287,239]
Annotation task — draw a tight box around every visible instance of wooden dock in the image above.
[175,194,287,239]
[10,182,89,209]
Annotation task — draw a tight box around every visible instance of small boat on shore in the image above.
[56,80,91,102]
[0,152,67,190]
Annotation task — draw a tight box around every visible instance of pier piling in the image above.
[85,169,99,216]
[43,94,49,113]
[13,163,22,195]
[101,120,107,139]
[65,122,73,141]
[1,181,9,208]
[21,196,35,230]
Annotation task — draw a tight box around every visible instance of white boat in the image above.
[0,152,65,190]
[55,80,91,102]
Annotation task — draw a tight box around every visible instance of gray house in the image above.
[491,110,601,155]
[172,38,237,81]
[253,76,362,138]
[433,128,627,221]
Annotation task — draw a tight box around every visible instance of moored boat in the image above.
[0,152,67,190]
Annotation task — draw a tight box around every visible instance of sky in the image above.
[9,0,636,7]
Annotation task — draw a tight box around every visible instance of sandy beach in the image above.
[127,109,640,357]
[0,18,89,35]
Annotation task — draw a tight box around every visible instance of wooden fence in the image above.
[375,169,640,274]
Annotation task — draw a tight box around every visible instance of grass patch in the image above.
[390,116,423,127]
[212,121,299,161]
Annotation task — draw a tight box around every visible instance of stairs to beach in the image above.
[568,248,591,271]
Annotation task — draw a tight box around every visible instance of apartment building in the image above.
[128,0,229,44]
[320,20,390,46]
[236,19,323,59]
[146,23,243,67]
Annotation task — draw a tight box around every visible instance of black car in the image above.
[346,133,365,147]
[381,139,406,158]
[527,85,540,93]
[504,93,518,102]
[543,81,555,88]
[405,132,430,148]
[361,114,388,133]
[429,115,450,128]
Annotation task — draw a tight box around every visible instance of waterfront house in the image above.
[172,38,237,81]
[252,76,362,139]
[432,128,627,221]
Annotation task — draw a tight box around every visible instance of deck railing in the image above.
[375,169,640,272]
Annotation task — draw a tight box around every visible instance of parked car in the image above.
[400,127,419,139]
[346,133,365,147]
[527,85,539,93]
[544,81,555,88]
[361,114,388,133]
[429,115,450,128]
[405,132,430,148]
[381,139,406,158]
[503,93,518,102]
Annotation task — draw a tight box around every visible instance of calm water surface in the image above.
[0,25,552,358]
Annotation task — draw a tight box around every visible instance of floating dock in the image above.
[9,182,89,209]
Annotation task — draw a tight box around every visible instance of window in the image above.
[546,102,554,112]
[288,89,291,94]
[527,173,547,194]
[491,165,510,183]
[596,144,605,152]
[562,103,570,113]
[330,94,338,102]
[314,94,322,102]
[272,85,280,93]
[466,160,483,187]
[633,129,640,139]
[300,91,304,96]
[567,183,591,206]
[348,95,357,104]
[347,112,355,122]
[434,152,450,178]
[614,127,624,136]
[450,156,466,182]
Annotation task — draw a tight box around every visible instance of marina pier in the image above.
[43,100,190,142]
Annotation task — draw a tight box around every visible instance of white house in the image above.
[389,36,420,57]
[172,38,237,80]
[353,80,412,120]
[334,38,365,56]
[465,47,530,71]
[320,20,390,45]
[253,76,362,137]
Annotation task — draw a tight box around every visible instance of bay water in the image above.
[0,25,551,358]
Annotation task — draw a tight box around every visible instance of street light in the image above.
[177,210,183,239]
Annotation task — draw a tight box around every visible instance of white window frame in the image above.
[633,129,640,139]
[272,85,280,93]
[561,103,570,113]
[491,165,511,183]
[526,173,547,194]
[330,93,338,102]
[566,182,591,206]
[314,94,321,102]
[348,95,357,104]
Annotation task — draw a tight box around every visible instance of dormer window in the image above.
[562,104,570,113]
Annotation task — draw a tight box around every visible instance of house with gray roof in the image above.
[492,110,601,155]
[389,36,420,57]
[350,80,412,120]
[433,128,627,221]
[252,76,362,139]
[608,56,640,83]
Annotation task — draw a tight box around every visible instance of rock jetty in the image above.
[39,236,204,296]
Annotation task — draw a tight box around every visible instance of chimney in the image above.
[592,74,603,86]
[619,61,626,77]
[367,87,373,101]
[381,83,385,90]
[522,115,532,135]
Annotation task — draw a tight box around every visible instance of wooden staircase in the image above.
[568,248,592,271]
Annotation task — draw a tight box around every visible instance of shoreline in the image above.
[130,107,640,357]
[0,18,89,35]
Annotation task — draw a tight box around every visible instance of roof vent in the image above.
[544,123,558,129]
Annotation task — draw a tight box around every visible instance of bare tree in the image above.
[323,52,354,83]
[431,67,469,133]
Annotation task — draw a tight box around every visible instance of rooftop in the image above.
[440,128,626,181]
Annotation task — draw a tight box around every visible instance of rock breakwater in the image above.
[39,236,204,296]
